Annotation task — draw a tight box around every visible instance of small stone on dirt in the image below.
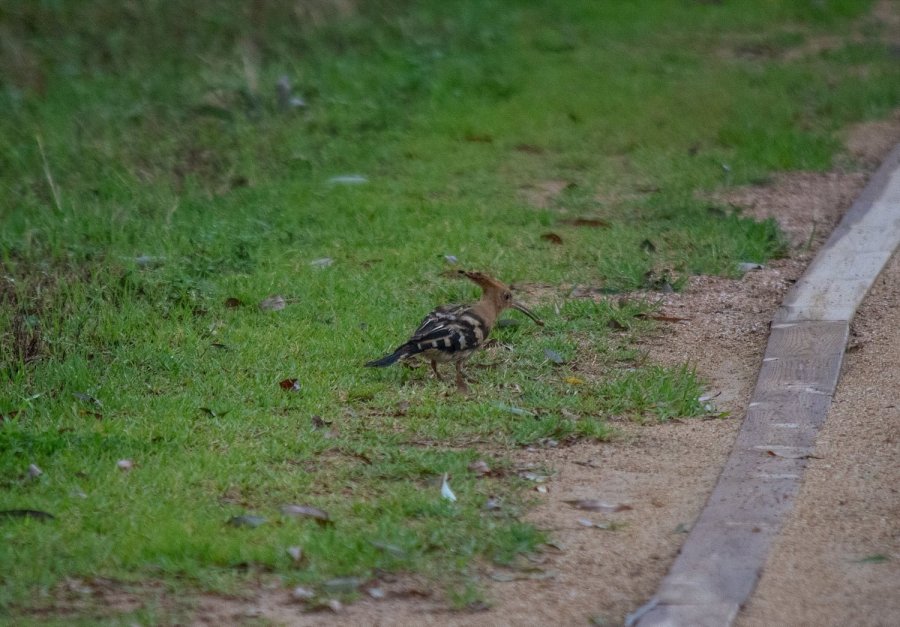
[291,586,315,601]
[565,499,632,513]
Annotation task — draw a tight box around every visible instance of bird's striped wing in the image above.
[408,303,488,354]
[411,304,466,337]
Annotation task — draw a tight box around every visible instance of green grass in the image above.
[2,0,898,618]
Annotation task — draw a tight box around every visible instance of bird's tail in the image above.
[365,343,416,367]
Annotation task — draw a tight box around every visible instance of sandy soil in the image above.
[735,112,900,627]
[738,253,900,627]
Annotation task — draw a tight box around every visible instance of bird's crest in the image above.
[459,270,508,292]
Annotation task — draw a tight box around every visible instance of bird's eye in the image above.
[504,293,512,301]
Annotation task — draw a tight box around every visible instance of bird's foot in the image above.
[454,367,470,394]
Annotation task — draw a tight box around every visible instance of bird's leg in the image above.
[430,360,444,382]
[455,361,469,393]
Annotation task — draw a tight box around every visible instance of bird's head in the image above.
[460,270,544,326]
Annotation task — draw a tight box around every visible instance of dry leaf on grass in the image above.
[392,401,410,416]
[286,546,304,564]
[561,217,611,228]
[441,473,457,502]
[311,415,332,429]
[275,75,306,111]
[328,174,368,185]
[73,392,102,406]
[370,540,405,556]
[0,509,55,522]
[259,295,286,311]
[281,504,332,525]
[199,407,229,417]
[227,514,266,528]
[0,409,22,422]
[608,317,629,331]
[495,403,534,416]
[541,232,564,244]
[544,348,566,364]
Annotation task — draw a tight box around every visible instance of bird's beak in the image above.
[512,302,544,326]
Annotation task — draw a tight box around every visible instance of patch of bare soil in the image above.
[845,109,900,168]
[26,577,159,621]
[721,171,867,248]
[519,179,576,209]
[723,0,900,63]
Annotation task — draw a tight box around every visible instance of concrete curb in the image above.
[627,143,900,627]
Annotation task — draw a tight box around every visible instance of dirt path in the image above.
[738,251,900,627]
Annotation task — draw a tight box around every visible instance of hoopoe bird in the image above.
[365,271,544,392]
